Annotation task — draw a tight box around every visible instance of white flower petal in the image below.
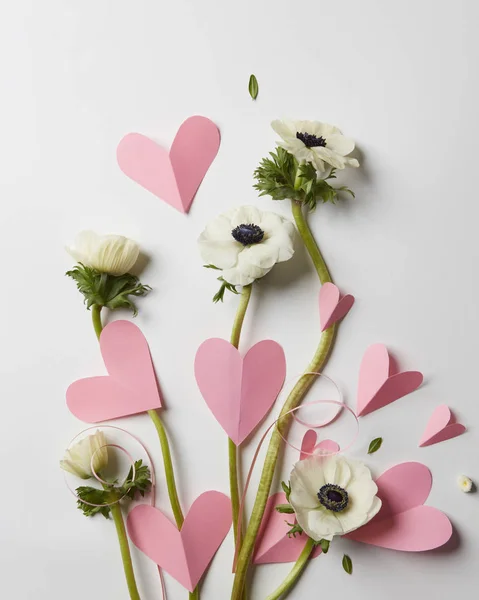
[290,457,325,510]
[271,119,297,141]
[200,214,235,242]
[240,244,279,270]
[230,206,262,228]
[304,507,343,541]
[322,456,352,488]
[198,239,242,269]
[326,134,355,156]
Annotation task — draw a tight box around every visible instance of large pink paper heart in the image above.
[419,404,466,447]
[319,282,355,331]
[254,492,322,564]
[117,116,220,213]
[357,343,423,416]
[194,338,286,445]
[346,462,452,551]
[66,320,161,422]
[127,492,231,592]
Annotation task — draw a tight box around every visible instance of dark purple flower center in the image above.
[296,131,327,148]
[231,223,264,246]
[317,484,349,512]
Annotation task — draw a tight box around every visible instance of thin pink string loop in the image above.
[232,372,359,571]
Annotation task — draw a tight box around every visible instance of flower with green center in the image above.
[198,205,295,286]
[289,455,381,541]
[272,119,359,174]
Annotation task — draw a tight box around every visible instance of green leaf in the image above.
[367,437,383,454]
[212,277,238,303]
[281,480,291,501]
[285,522,304,538]
[275,503,295,514]
[76,486,116,519]
[248,74,259,100]
[320,539,330,554]
[120,460,152,499]
[342,554,353,574]
[203,264,221,270]
[66,264,151,316]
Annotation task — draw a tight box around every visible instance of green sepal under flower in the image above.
[253,147,354,210]
[66,264,151,316]
[76,460,152,519]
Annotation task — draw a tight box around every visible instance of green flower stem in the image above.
[92,304,103,340]
[229,284,253,552]
[264,538,315,600]
[231,202,337,600]
[147,409,184,527]
[91,305,197,599]
[110,502,142,600]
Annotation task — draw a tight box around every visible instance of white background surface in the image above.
[1,1,478,598]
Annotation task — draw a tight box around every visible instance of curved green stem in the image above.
[265,538,315,600]
[92,304,103,340]
[110,503,142,600]
[147,409,184,527]
[229,284,252,553]
[231,202,337,599]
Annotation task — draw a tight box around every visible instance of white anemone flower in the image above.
[289,455,381,541]
[60,430,109,480]
[198,206,295,286]
[67,231,140,276]
[272,119,359,174]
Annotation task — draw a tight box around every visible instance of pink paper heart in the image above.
[346,462,452,551]
[127,492,231,592]
[319,282,355,331]
[66,320,161,422]
[194,338,286,445]
[419,404,466,447]
[253,492,322,564]
[117,116,220,213]
[300,430,340,460]
[357,343,423,416]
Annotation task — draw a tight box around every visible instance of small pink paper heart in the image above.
[194,338,286,445]
[127,492,231,592]
[319,282,355,331]
[419,404,466,447]
[357,344,423,417]
[117,116,220,213]
[66,320,161,422]
[346,462,452,551]
[300,430,340,460]
[253,492,322,564]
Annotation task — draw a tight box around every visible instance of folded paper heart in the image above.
[66,320,161,422]
[127,492,231,592]
[419,404,466,447]
[357,343,423,416]
[319,282,355,331]
[194,338,286,445]
[117,116,220,213]
[255,434,338,564]
[346,462,452,551]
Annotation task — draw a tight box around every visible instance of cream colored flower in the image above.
[60,430,108,480]
[272,119,359,174]
[289,455,381,541]
[198,206,295,286]
[67,231,140,276]
[457,475,473,493]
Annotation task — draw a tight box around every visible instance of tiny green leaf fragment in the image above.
[342,554,353,574]
[320,539,330,554]
[367,437,383,454]
[275,503,295,514]
[248,74,259,100]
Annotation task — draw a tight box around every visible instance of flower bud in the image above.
[67,231,140,276]
[60,430,108,479]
